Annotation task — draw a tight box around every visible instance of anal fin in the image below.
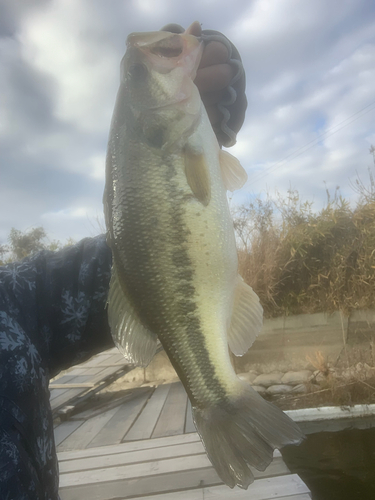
[228,276,263,356]
[107,265,157,366]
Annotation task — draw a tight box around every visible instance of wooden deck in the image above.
[50,348,132,415]
[57,434,310,500]
[53,352,311,499]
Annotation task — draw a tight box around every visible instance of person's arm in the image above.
[0,235,113,379]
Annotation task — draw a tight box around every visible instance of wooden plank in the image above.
[184,399,195,433]
[59,470,305,500]
[59,440,205,473]
[50,368,84,380]
[77,363,129,368]
[129,494,312,500]
[50,374,99,389]
[68,374,98,384]
[78,353,116,368]
[124,384,171,441]
[57,407,121,451]
[97,353,125,366]
[113,354,129,364]
[200,475,310,499]
[86,390,152,448]
[278,495,312,500]
[90,365,128,385]
[54,420,84,446]
[57,433,281,462]
[50,388,85,409]
[59,451,288,486]
[59,453,217,487]
[59,466,220,500]
[58,432,201,462]
[78,367,108,375]
[49,388,71,401]
[50,374,77,385]
[124,489,205,500]
[58,367,87,376]
[59,442,284,477]
[115,475,310,500]
[49,383,94,389]
[152,382,188,438]
[70,387,153,421]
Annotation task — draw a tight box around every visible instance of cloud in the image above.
[0,0,374,247]
[228,0,375,208]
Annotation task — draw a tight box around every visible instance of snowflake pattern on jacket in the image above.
[0,235,113,499]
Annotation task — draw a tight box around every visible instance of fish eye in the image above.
[127,63,147,81]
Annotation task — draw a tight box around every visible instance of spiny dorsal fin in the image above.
[228,276,263,356]
[219,150,247,191]
[184,147,211,206]
[107,265,157,366]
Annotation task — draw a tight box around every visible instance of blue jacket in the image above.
[0,235,113,499]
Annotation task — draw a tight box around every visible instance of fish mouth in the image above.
[126,30,202,75]
[122,30,203,112]
[149,34,184,58]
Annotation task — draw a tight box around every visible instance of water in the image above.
[281,418,375,500]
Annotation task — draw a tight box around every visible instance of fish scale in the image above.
[116,144,231,405]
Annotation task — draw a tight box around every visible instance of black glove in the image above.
[161,23,247,147]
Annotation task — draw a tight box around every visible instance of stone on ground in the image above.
[237,371,258,384]
[267,384,294,394]
[253,372,284,387]
[281,370,313,385]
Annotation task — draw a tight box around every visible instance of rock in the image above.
[121,366,145,383]
[356,362,364,373]
[281,370,313,385]
[340,367,356,381]
[315,372,326,383]
[237,372,258,384]
[251,385,268,394]
[291,383,308,394]
[253,372,284,387]
[145,351,178,382]
[267,384,294,394]
[364,363,375,379]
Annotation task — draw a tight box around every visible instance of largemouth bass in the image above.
[104,25,303,489]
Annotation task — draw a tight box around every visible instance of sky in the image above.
[1,0,375,246]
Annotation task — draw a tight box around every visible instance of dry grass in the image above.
[272,378,375,411]
[233,164,375,318]
[306,351,329,374]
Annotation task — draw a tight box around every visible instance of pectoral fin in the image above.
[219,150,248,191]
[107,265,157,366]
[228,276,263,356]
[184,148,211,206]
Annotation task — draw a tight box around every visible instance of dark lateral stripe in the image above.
[156,156,227,406]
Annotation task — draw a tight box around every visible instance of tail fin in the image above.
[192,382,304,489]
